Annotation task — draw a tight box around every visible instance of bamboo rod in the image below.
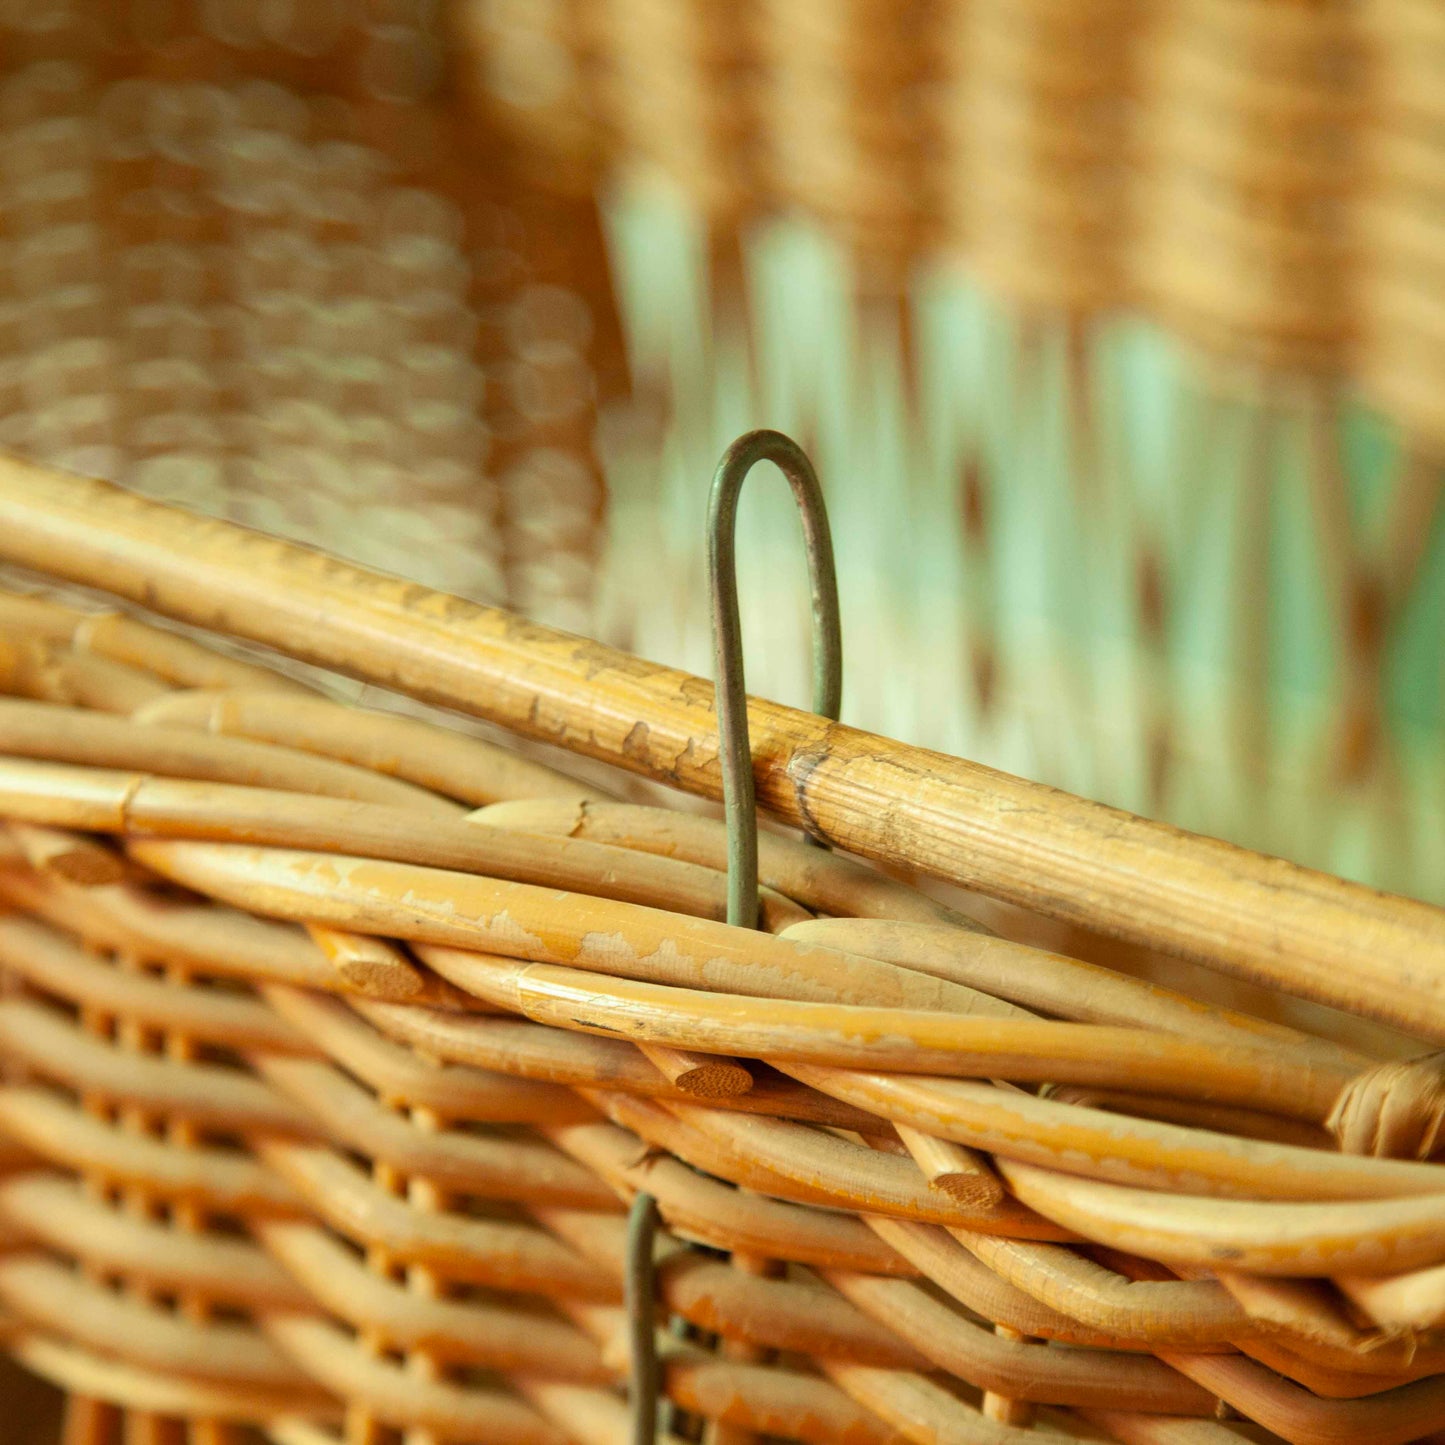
[0,457,1443,1036]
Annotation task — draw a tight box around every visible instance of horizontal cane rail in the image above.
[1,456,1443,1037]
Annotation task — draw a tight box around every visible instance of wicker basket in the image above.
[0,453,1440,1443]
[0,0,623,636]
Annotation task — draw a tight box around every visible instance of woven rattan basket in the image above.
[0,1,624,637]
[0,449,1442,1443]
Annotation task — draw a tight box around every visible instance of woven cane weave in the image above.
[462,0,1441,396]
[0,473,1443,1444]
[0,0,619,634]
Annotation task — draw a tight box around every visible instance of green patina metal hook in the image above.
[626,429,843,1444]
[708,428,844,927]
[625,1190,662,1445]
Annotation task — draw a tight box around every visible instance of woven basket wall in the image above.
[0,0,621,634]
[0,557,1441,1445]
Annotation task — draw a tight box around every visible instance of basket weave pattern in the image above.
[0,583,1443,1443]
[0,3,618,632]
[468,0,1445,412]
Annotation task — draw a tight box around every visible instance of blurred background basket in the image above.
[0,0,623,633]
[458,0,1445,903]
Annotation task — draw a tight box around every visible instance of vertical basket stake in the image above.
[626,429,844,1444]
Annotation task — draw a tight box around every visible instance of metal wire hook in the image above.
[626,430,844,1445]
[708,428,843,929]
[625,1191,662,1445]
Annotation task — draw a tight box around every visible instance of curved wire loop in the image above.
[627,430,843,1445]
[708,428,843,930]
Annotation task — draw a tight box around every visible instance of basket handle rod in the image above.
[0,451,1443,1037]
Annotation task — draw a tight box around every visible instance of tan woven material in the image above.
[1358,0,1445,444]
[945,0,1139,317]
[0,1,619,630]
[459,0,1445,443]
[1133,0,1356,375]
[0,492,1444,1442]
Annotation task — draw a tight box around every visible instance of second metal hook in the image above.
[708,428,844,929]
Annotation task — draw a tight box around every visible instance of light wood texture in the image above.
[0,458,1442,1038]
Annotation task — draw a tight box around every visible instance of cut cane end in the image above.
[929,1169,1006,1210]
[332,956,427,1000]
[43,848,129,888]
[672,1060,755,1099]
